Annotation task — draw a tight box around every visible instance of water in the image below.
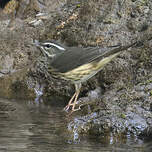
[0,98,151,152]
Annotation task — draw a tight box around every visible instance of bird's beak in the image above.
[32,39,51,57]
[32,39,41,47]
[32,40,45,55]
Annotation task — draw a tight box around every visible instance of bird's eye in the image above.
[45,44,51,48]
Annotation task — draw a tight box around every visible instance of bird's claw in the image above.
[63,104,81,113]
[63,105,70,112]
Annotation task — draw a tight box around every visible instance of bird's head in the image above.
[34,40,66,58]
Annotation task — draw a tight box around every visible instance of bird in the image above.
[35,41,137,113]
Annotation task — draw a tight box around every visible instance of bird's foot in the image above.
[68,107,81,116]
[63,105,70,112]
[63,103,81,113]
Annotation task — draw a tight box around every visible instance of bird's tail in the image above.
[93,41,138,70]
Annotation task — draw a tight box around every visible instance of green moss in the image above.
[121,113,126,119]
[146,79,152,84]
[76,4,81,8]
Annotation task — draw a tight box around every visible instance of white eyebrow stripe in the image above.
[44,42,66,50]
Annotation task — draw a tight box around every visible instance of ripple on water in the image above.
[0,98,151,152]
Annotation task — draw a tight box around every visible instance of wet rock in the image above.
[150,103,152,111]
[0,68,36,99]
[139,127,152,140]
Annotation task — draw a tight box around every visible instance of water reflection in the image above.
[0,98,151,152]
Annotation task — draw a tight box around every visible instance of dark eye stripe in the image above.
[45,44,51,48]
[43,42,65,51]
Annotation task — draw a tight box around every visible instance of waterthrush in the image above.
[36,41,137,113]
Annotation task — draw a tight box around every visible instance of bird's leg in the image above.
[64,83,82,113]
[69,83,82,113]
[71,89,81,112]
[64,92,76,111]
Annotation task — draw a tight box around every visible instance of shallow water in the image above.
[0,98,151,152]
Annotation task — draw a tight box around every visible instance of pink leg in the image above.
[64,83,82,113]
[71,89,80,112]
[64,92,76,111]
